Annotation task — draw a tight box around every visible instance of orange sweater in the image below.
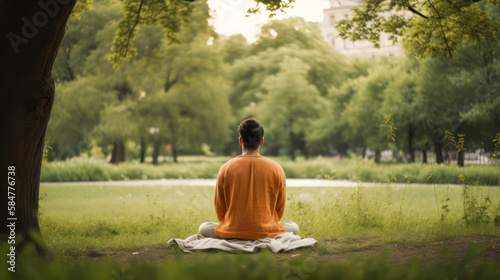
[214,155,289,239]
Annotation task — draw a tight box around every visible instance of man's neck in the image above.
[242,148,260,156]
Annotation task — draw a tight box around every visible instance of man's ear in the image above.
[239,136,243,145]
[260,137,264,145]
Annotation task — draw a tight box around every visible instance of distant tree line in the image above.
[47,0,500,165]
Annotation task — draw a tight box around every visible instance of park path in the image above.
[41,178,466,188]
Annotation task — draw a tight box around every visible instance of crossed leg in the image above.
[199,221,299,239]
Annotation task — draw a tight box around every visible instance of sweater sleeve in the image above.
[276,167,286,220]
[214,167,227,222]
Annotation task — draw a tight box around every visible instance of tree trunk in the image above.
[110,140,125,164]
[298,135,308,159]
[374,150,381,164]
[172,145,178,163]
[152,140,161,165]
[408,123,415,163]
[457,149,464,167]
[361,146,366,158]
[422,149,427,163]
[289,147,296,161]
[140,136,145,163]
[434,139,444,164]
[289,131,296,161]
[0,0,77,251]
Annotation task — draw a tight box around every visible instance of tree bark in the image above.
[109,140,125,164]
[298,135,308,159]
[421,141,430,163]
[172,144,178,163]
[140,136,145,163]
[434,139,444,164]
[408,123,415,163]
[374,150,381,163]
[0,0,78,251]
[152,140,161,165]
[289,131,296,161]
[457,149,464,167]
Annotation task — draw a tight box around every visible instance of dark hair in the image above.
[238,118,264,150]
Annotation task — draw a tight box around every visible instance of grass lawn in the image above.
[41,156,500,185]
[3,183,500,279]
[38,184,500,254]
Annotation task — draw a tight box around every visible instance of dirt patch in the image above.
[317,235,500,265]
[67,235,500,264]
[79,246,175,263]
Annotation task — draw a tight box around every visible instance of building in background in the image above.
[321,0,405,57]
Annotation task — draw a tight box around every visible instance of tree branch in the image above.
[124,0,145,58]
[427,0,442,19]
[402,0,429,19]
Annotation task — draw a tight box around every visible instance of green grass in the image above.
[3,243,499,280]
[2,183,498,280]
[38,184,500,254]
[41,156,500,185]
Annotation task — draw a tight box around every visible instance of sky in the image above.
[207,0,331,42]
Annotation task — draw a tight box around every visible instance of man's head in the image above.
[238,118,264,150]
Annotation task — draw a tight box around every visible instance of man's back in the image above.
[214,155,288,239]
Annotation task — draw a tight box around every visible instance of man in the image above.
[199,118,299,239]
